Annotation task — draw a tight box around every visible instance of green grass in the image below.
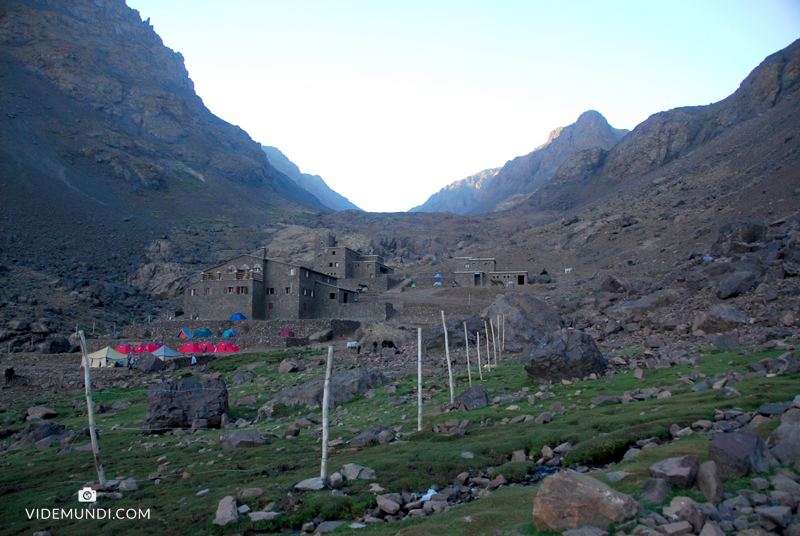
[1,347,797,535]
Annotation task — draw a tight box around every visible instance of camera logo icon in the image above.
[78,486,97,503]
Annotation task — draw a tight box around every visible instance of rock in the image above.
[119,478,138,492]
[698,521,726,536]
[460,451,474,459]
[768,408,800,464]
[524,329,606,382]
[268,369,388,410]
[341,463,375,481]
[605,290,680,318]
[376,494,401,515]
[697,461,723,504]
[708,428,776,480]
[717,272,756,299]
[563,527,610,536]
[606,471,631,482]
[649,456,699,488]
[328,472,343,488]
[39,336,70,354]
[352,425,395,447]
[128,262,185,300]
[693,305,747,334]
[316,521,344,533]
[143,378,229,434]
[294,477,325,491]
[11,420,64,448]
[26,406,58,420]
[213,495,238,526]
[601,275,633,294]
[771,474,800,495]
[658,521,694,536]
[137,354,165,373]
[755,506,793,528]
[222,431,269,450]
[639,478,671,504]
[713,221,767,256]
[714,330,740,352]
[249,511,280,521]
[532,470,637,531]
[535,412,552,424]
[278,358,305,374]
[309,328,333,342]
[237,488,263,499]
[480,293,562,352]
[454,384,489,410]
[757,402,791,416]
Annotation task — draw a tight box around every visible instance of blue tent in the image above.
[434,273,442,278]
[433,282,442,286]
[223,329,239,337]
[230,313,247,321]
[176,329,192,338]
[194,328,213,338]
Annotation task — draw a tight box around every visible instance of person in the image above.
[191,355,197,365]
[127,356,131,370]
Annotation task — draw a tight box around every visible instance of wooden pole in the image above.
[320,345,334,479]
[464,322,472,387]
[441,311,454,404]
[490,318,498,367]
[502,314,505,353]
[476,331,483,381]
[497,314,502,361]
[484,321,492,371]
[417,328,423,432]
[79,331,106,486]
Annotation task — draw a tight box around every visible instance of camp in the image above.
[222,329,239,337]
[87,347,126,368]
[176,329,192,338]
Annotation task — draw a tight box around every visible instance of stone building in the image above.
[184,248,390,321]
[453,257,528,287]
[313,232,396,291]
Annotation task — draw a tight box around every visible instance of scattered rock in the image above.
[143,378,229,434]
[648,455,699,488]
[454,384,489,410]
[524,329,606,382]
[708,428,776,480]
[213,495,238,526]
[222,431,269,450]
[341,463,375,481]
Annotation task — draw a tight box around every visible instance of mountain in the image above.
[261,146,361,211]
[408,167,500,215]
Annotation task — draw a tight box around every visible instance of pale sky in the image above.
[127,1,800,213]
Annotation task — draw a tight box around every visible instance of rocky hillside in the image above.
[261,146,361,212]
[409,167,500,215]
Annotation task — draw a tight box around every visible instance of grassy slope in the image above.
[0,347,797,535]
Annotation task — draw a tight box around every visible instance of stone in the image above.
[634,368,645,379]
[376,495,401,515]
[698,521,726,536]
[693,305,747,334]
[460,451,474,459]
[755,506,793,528]
[512,450,527,462]
[771,474,800,495]
[267,369,388,411]
[222,430,269,450]
[341,463,375,481]
[143,378,229,434]
[10,420,64,448]
[213,495,238,526]
[26,406,58,420]
[639,478,671,504]
[563,527,610,536]
[713,221,767,256]
[716,272,756,299]
[708,428,776,480]
[454,384,489,410]
[237,488,263,499]
[697,461,723,504]
[119,478,138,492]
[532,470,637,531]
[294,477,325,491]
[309,329,333,342]
[606,471,631,482]
[757,402,791,416]
[535,412,552,425]
[315,521,344,533]
[767,408,800,464]
[606,290,680,318]
[278,358,305,374]
[136,354,165,373]
[248,511,280,521]
[524,329,607,382]
[480,292,563,352]
[715,330,740,352]
[648,455,699,488]
[352,424,395,447]
[328,472,343,488]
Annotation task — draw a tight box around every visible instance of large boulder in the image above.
[357,323,415,351]
[524,329,606,382]
[38,337,70,354]
[454,384,488,410]
[127,262,186,300]
[265,369,387,411]
[137,353,166,373]
[10,420,64,448]
[278,358,305,374]
[213,496,238,526]
[649,455,699,488]
[532,470,637,531]
[767,408,800,464]
[712,221,767,256]
[222,431,269,450]
[143,378,229,434]
[479,293,562,352]
[693,305,747,334]
[605,290,680,319]
[716,272,757,299]
[351,425,394,447]
[26,406,59,420]
[708,428,776,480]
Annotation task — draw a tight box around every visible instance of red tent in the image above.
[215,342,240,353]
[115,344,133,354]
[133,344,148,353]
[145,343,163,352]
[199,342,216,353]
[280,329,295,337]
[178,342,203,353]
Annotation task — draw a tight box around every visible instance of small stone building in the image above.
[184,249,388,321]
[313,232,395,291]
[454,257,528,287]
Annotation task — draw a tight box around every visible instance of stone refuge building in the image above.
[183,248,390,321]
[312,232,397,292]
[453,257,528,287]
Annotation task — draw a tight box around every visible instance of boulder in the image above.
[128,262,185,300]
[479,293,562,352]
[605,290,680,318]
[294,477,325,491]
[351,425,394,447]
[708,428,776,480]
[309,329,333,342]
[712,221,767,256]
[532,470,637,531]
[26,406,59,420]
[376,494,401,515]
[648,455,700,488]
[714,330,740,352]
[142,378,229,434]
[39,337,70,354]
[137,354,166,373]
[716,272,756,299]
[600,275,633,294]
[268,369,388,411]
[12,420,64,448]
[222,431,269,450]
[278,358,305,374]
[454,384,488,410]
[524,329,606,382]
[767,408,800,464]
[697,461,723,504]
[213,495,238,526]
[693,305,747,334]
[341,463,375,481]
[639,478,671,504]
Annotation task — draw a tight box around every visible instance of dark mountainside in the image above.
[409,167,501,215]
[261,145,362,212]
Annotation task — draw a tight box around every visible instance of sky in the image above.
[127,1,800,213]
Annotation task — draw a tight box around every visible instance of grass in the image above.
[0,347,797,535]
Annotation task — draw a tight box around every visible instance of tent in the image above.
[280,329,295,338]
[223,329,239,338]
[199,342,216,353]
[177,329,192,338]
[179,342,203,353]
[434,273,442,278]
[213,330,223,338]
[230,313,247,321]
[115,344,133,354]
[433,282,442,286]
[193,328,213,338]
[133,343,148,353]
[87,347,126,368]
[145,342,163,352]
[215,342,240,353]
[152,345,180,358]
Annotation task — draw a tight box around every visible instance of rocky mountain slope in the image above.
[261,145,361,212]
[409,167,500,215]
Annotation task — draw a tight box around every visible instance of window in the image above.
[268,302,274,310]
[285,287,291,294]
[305,271,309,278]
[331,251,336,255]
[465,264,470,269]
[204,288,211,295]
[311,290,315,297]
[240,264,249,271]
[329,263,333,267]
[303,288,308,296]
[329,292,336,299]
[226,286,234,294]
[327,277,331,283]
[236,286,248,294]
[335,262,339,267]
[190,289,196,296]
[267,288,275,295]
[228,265,236,273]
[302,303,307,311]
[287,268,296,276]
[253,263,262,272]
